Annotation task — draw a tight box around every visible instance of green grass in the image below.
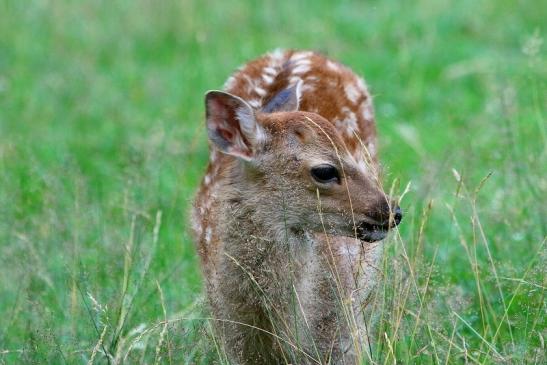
[0,0,545,363]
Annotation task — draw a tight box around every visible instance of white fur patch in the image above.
[335,107,358,136]
[335,117,358,136]
[241,73,267,98]
[290,51,313,62]
[326,60,340,72]
[292,63,311,75]
[344,83,360,104]
[356,77,368,93]
[254,86,267,97]
[269,48,285,62]
[223,76,236,90]
[263,66,277,76]
[360,102,374,121]
[342,107,356,121]
[262,73,274,84]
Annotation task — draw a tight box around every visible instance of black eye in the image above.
[310,164,340,184]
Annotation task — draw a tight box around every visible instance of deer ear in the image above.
[205,91,267,161]
[261,80,302,113]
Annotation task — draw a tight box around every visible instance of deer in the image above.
[191,49,402,364]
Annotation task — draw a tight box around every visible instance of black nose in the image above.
[393,206,403,226]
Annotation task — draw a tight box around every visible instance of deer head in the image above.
[205,85,401,243]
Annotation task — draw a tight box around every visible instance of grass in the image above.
[0,0,545,363]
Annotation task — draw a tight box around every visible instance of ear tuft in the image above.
[261,80,302,113]
[205,91,266,161]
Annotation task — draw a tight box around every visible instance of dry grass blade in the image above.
[88,325,108,365]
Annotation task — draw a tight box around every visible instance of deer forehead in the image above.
[261,113,347,149]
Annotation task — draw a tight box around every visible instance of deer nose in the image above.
[378,200,403,228]
[364,203,402,230]
[393,206,403,226]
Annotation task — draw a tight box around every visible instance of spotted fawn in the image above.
[192,49,402,364]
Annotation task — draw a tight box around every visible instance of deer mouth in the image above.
[356,221,388,243]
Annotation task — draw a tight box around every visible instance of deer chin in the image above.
[330,230,387,243]
[356,222,389,243]
[357,230,387,243]
[308,225,387,244]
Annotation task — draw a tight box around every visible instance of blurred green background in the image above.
[0,0,545,363]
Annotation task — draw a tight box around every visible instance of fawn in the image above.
[192,49,402,364]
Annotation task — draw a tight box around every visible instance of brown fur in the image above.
[192,50,399,364]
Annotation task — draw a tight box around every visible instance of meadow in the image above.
[0,0,545,363]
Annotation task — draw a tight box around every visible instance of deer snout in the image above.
[368,198,402,227]
[393,206,403,226]
[356,199,402,242]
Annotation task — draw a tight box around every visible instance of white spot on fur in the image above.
[292,63,311,75]
[342,107,356,121]
[294,57,312,66]
[290,51,313,62]
[335,120,357,137]
[263,66,277,76]
[254,86,267,97]
[223,76,236,90]
[344,83,360,104]
[356,77,368,93]
[262,73,274,84]
[242,74,268,98]
[326,60,340,72]
[204,174,211,186]
[335,107,358,136]
[269,48,285,62]
[360,103,374,120]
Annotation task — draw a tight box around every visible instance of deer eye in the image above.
[310,164,340,184]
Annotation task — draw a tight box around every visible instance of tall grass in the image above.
[0,0,545,363]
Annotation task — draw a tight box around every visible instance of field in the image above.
[0,0,545,363]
